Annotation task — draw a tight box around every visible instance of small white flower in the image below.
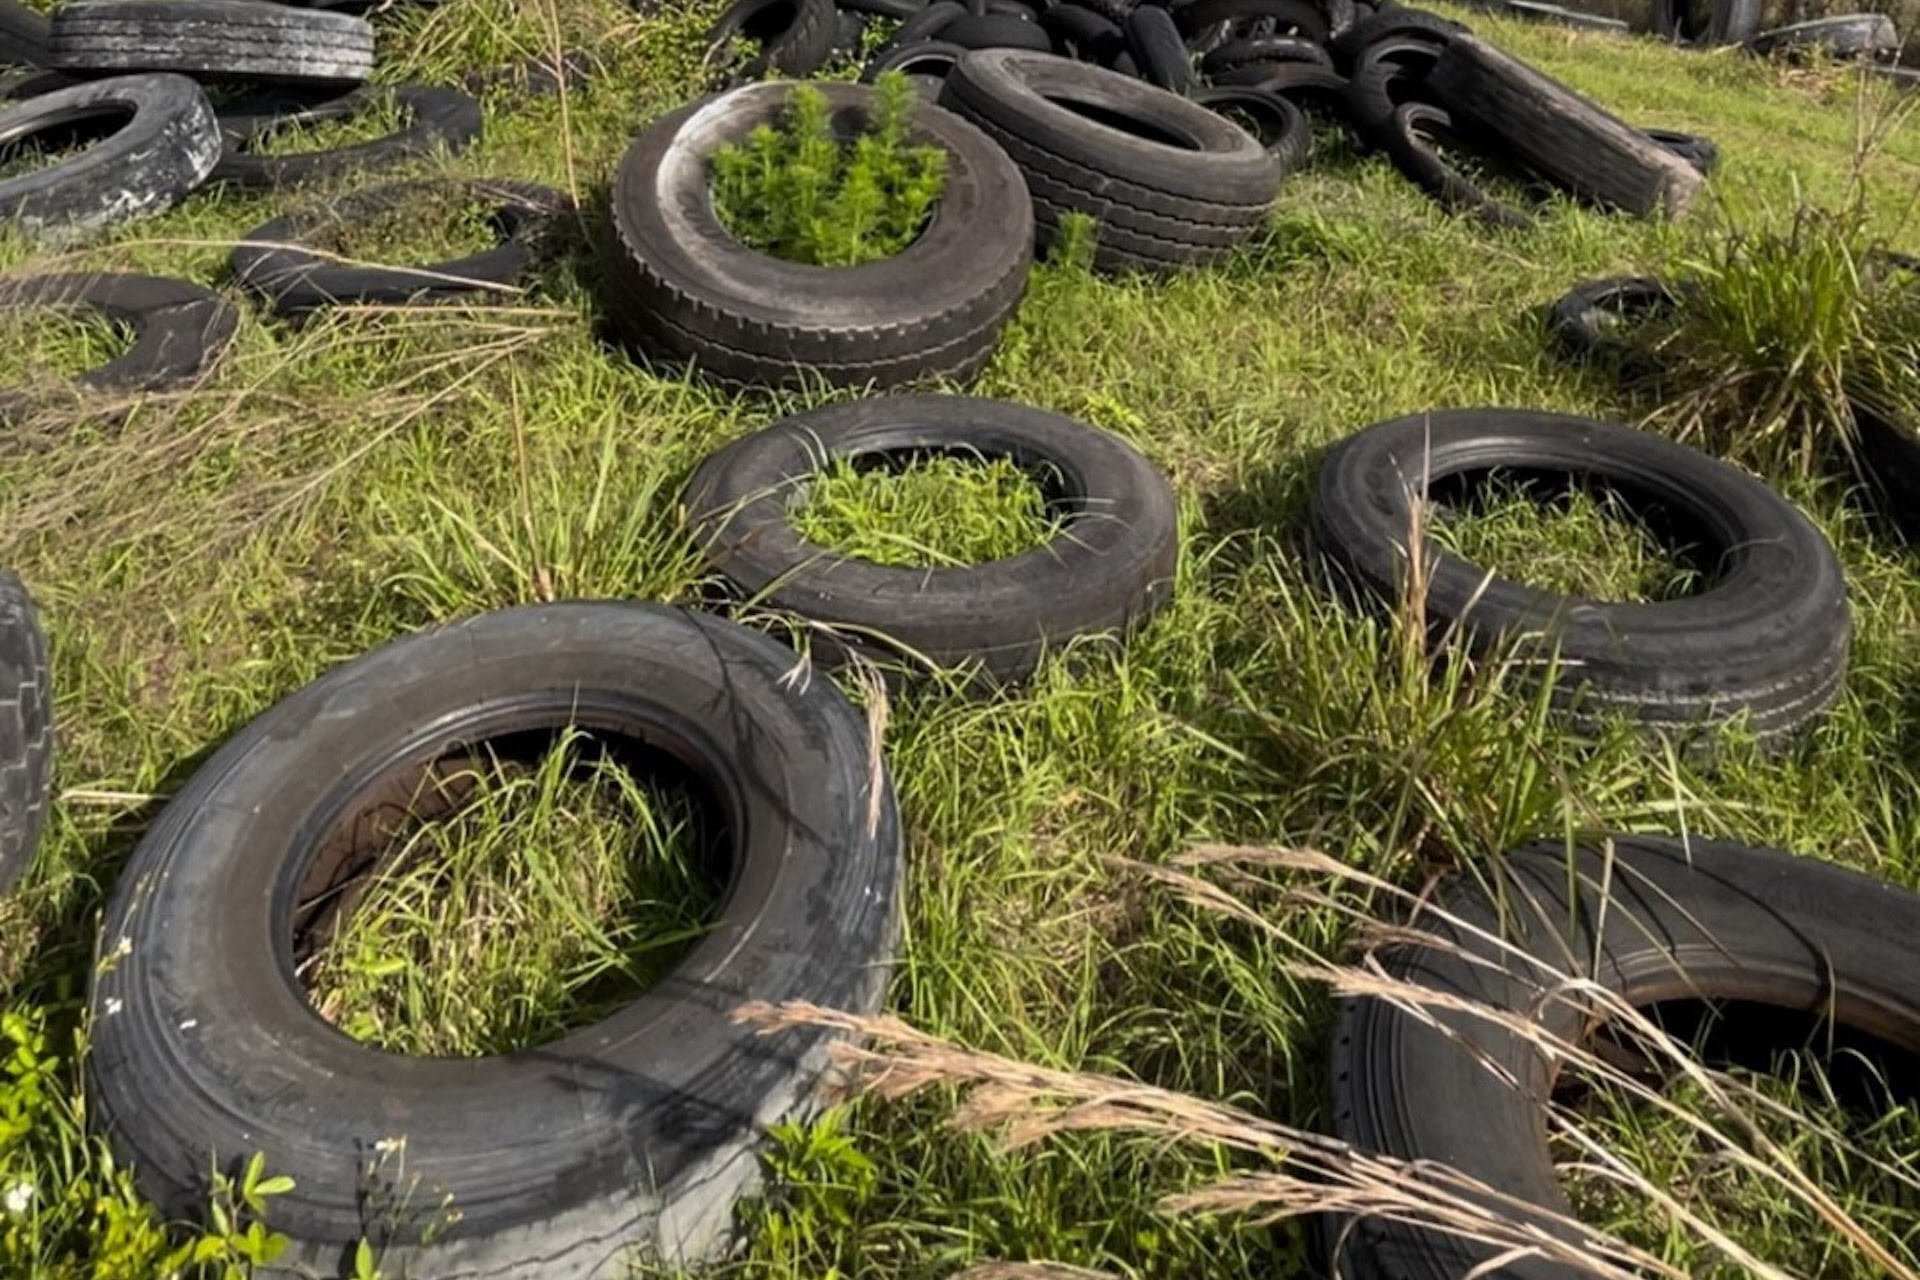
[4,1181,34,1214]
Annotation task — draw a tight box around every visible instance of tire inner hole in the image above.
[1554,998,1920,1270]
[291,725,730,1057]
[233,90,402,159]
[1425,466,1721,602]
[738,0,800,44]
[0,305,131,385]
[0,104,133,181]
[788,444,1073,568]
[1043,92,1200,149]
[313,186,508,266]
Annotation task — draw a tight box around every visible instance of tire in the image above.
[1326,834,1920,1280]
[1124,4,1196,92]
[1653,0,1759,44]
[1218,58,1348,116]
[1380,101,1534,230]
[938,49,1282,275]
[228,178,575,317]
[841,0,924,15]
[1643,125,1718,174]
[0,273,239,416]
[942,11,1054,48]
[1745,13,1899,59]
[884,0,967,45]
[1173,0,1332,43]
[0,72,219,243]
[49,0,373,87]
[459,49,598,99]
[86,602,903,1280]
[684,395,1180,686]
[0,572,51,899]
[1341,34,1440,145]
[859,38,968,97]
[1308,407,1850,742]
[1327,4,1463,67]
[1039,3,1128,59]
[1191,83,1311,171]
[1544,274,1680,363]
[833,7,870,55]
[1199,34,1332,77]
[1846,395,1920,545]
[0,0,48,67]
[609,79,1033,392]
[207,83,482,190]
[704,0,837,79]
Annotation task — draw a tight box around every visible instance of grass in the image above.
[5,0,1920,1276]
[317,184,504,264]
[0,310,128,386]
[710,70,947,267]
[791,452,1067,568]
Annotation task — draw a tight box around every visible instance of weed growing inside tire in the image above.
[305,729,723,1057]
[790,451,1066,567]
[1429,478,1704,602]
[709,70,947,267]
[0,310,128,386]
[317,185,499,264]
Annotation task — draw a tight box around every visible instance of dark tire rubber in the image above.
[86,602,904,1280]
[1308,407,1850,743]
[1192,83,1311,171]
[1327,834,1920,1280]
[1174,0,1332,43]
[228,178,575,317]
[1199,34,1332,77]
[704,0,837,79]
[0,572,51,899]
[1341,34,1441,145]
[860,37,968,96]
[0,0,49,67]
[685,395,1180,686]
[1653,0,1760,44]
[1381,101,1534,230]
[1125,4,1195,92]
[0,272,239,416]
[1545,274,1680,362]
[208,83,482,190]
[1643,125,1718,173]
[1745,13,1899,59]
[938,48,1282,275]
[49,0,373,86]
[942,11,1053,49]
[1217,57,1348,115]
[0,72,219,242]
[1039,2,1128,59]
[1846,395,1920,545]
[609,79,1033,392]
[1327,4,1463,66]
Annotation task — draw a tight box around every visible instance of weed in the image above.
[791,451,1067,567]
[709,70,947,267]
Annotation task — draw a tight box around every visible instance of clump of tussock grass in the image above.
[710,70,947,268]
[790,451,1068,568]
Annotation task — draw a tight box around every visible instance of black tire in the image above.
[833,6,871,54]
[1643,125,1718,173]
[1308,407,1850,742]
[49,0,373,87]
[704,0,837,79]
[0,72,219,243]
[1544,274,1680,363]
[1191,83,1311,171]
[1341,34,1440,145]
[0,572,51,899]
[0,273,239,416]
[1845,394,1920,545]
[1174,0,1332,43]
[841,0,924,15]
[884,0,967,45]
[1039,2,1128,59]
[1380,101,1534,229]
[942,11,1054,48]
[1745,12,1899,59]
[1327,834,1920,1280]
[208,83,482,190]
[1199,34,1332,76]
[1653,0,1759,44]
[609,79,1033,392]
[860,37,968,95]
[1326,3,1462,66]
[0,0,49,67]
[685,395,1180,686]
[229,178,574,318]
[938,48,1282,275]
[1218,58,1348,116]
[1125,4,1195,92]
[86,602,903,1279]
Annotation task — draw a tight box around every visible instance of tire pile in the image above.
[0,2,1907,1278]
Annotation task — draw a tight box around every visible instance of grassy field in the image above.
[5,1,1920,1276]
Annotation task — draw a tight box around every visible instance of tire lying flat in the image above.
[85,602,904,1280]
[1326,833,1920,1280]
[683,394,1180,687]
[0,572,51,898]
[937,48,1284,275]
[1308,407,1850,745]
[608,79,1033,392]
[208,83,483,190]
[1544,274,1680,362]
[49,0,374,86]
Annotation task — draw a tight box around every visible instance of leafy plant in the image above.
[710,70,948,267]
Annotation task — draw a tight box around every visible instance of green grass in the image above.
[316,184,504,265]
[710,71,947,267]
[791,452,1067,567]
[6,0,1920,1276]
[0,310,128,386]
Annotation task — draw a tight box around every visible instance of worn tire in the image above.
[1341,34,1441,145]
[1745,13,1899,59]
[609,79,1033,392]
[685,395,1180,686]
[1846,395,1920,545]
[1327,4,1463,66]
[1199,34,1332,76]
[704,0,837,79]
[1039,2,1128,59]
[49,0,373,86]
[1308,407,1850,743]
[1643,125,1718,173]
[1125,4,1196,92]
[1217,57,1349,115]
[0,72,218,242]
[1545,274,1681,362]
[229,178,575,317]
[208,83,482,190]
[1327,834,1920,1280]
[86,602,904,1280]
[0,573,51,898]
[943,11,1054,49]
[939,48,1282,274]
[1653,0,1760,44]
[0,0,48,67]
[0,272,239,416]
[1192,83,1312,171]
[1380,101,1534,230]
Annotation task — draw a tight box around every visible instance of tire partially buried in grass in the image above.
[84,602,904,1279]
[1326,833,1920,1280]
[0,571,51,897]
[1308,407,1849,746]
[606,78,1033,392]
[683,394,1180,688]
